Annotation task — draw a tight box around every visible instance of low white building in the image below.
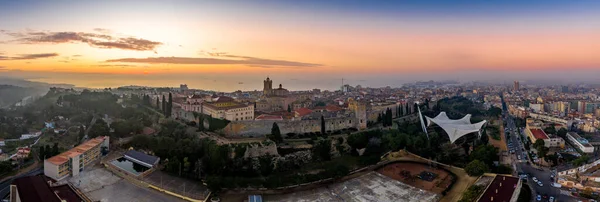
[567,132,594,154]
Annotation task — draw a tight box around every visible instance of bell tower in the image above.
[263,77,273,96]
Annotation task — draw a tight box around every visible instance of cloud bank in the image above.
[0,53,59,60]
[0,29,161,51]
[106,55,321,68]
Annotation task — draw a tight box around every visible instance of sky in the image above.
[1,0,600,91]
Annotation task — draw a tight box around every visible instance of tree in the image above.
[287,105,291,113]
[52,143,59,156]
[459,185,485,202]
[425,99,430,110]
[573,155,590,166]
[405,104,409,115]
[78,125,85,142]
[39,146,46,160]
[544,126,557,135]
[167,93,173,117]
[88,119,110,138]
[312,139,332,161]
[198,116,205,131]
[557,128,568,139]
[465,160,489,176]
[155,97,160,109]
[480,131,489,145]
[320,115,326,135]
[413,103,418,114]
[377,113,382,123]
[268,122,283,143]
[161,95,166,115]
[533,139,545,150]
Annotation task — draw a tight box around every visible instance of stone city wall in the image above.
[221,116,358,138]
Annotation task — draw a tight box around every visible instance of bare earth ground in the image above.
[376,162,453,194]
[385,150,478,202]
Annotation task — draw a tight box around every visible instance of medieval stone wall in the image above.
[221,116,358,137]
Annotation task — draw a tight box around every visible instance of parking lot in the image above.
[68,165,185,202]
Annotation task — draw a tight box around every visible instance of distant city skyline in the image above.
[1,0,600,91]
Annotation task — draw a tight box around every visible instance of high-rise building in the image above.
[513,81,520,92]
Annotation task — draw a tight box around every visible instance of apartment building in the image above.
[44,136,110,181]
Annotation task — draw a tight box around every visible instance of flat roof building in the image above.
[44,136,109,181]
[567,132,594,154]
[10,175,90,202]
[477,175,521,202]
[124,150,160,168]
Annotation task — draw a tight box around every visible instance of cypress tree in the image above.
[167,93,173,117]
[405,104,409,115]
[320,115,326,135]
[162,95,166,116]
[156,98,159,109]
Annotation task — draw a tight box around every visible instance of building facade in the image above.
[566,132,594,153]
[44,136,109,181]
[202,96,255,121]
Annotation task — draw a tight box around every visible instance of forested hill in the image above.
[0,85,43,107]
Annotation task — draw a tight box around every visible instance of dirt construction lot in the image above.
[376,162,454,194]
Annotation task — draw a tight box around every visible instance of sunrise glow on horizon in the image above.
[1,0,600,91]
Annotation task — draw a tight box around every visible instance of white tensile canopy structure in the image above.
[422,112,486,143]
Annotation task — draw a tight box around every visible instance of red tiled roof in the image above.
[294,108,313,117]
[530,128,548,140]
[478,175,519,202]
[326,105,343,112]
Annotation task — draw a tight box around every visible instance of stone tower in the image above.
[263,77,273,96]
[348,98,367,130]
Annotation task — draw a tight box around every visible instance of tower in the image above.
[348,98,367,130]
[513,81,520,92]
[263,77,273,96]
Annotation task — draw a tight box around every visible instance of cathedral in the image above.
[263,77,289,97]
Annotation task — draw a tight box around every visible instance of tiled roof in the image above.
[530,128,548,140]
[46,136,107,165]
[326,105,343,112]
[294,108,313,117]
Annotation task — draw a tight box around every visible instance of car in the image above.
[549,196,554,202]
[538,181,543,187]
[536,195,541,201]
[532,177,538,182]
[543,194,548,199]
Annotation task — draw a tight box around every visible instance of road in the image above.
[0,167,43,199]
[503,112,579,201]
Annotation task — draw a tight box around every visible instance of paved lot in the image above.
[86,180,185,202]
[68,166,121,193]
[67,165,184,202]
[143,171,209,200]
[265,172,440,202]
